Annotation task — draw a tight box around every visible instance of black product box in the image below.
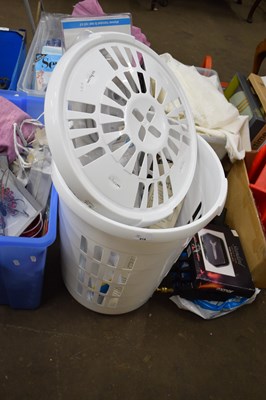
[172,223,256,301]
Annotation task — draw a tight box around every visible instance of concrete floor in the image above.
[1,1,266,399]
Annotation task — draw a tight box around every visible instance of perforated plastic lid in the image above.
[44,32,197,226]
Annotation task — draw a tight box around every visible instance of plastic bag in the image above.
[170,289,260,319]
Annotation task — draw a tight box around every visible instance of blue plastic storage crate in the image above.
[0,29,27,90]
[0,89,45,121]
[0,91,58,309]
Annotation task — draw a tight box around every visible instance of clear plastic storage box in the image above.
[17,13,66,97]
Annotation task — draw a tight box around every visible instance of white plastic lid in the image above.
[44,32,197,226]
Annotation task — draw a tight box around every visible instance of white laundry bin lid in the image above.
[44,32,197,227]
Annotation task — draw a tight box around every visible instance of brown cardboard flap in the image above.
[248,73,266,113]
[225,160,266,287]
[244,150,258,172]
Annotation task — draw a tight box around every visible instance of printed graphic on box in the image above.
[34,53,62,91]
[198,228,235,277]
[188,224,255,298]
[166,220,256,301]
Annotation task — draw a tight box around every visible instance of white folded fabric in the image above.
[161,53,250,162]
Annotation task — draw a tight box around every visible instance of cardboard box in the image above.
[169,222,255,301]
[224,158,266,288]
[248,73,266,113]
[162,154,266,295]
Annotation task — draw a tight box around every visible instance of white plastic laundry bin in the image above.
[53,136,227,315]
[44,32,198,227]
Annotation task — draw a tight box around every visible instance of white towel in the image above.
[160,53,250,161]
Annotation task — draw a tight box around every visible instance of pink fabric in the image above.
[0,97,35,164]
[72,0,151,47]
[72,0,104,16]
